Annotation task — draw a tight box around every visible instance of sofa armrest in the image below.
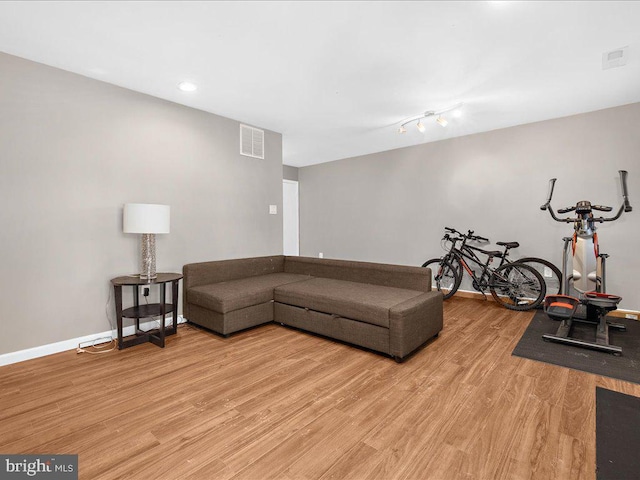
[388,291,443,360]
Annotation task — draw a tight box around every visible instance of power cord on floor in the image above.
[77,336,118,354]
[76,285,119,355]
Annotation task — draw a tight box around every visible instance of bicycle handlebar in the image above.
[443,227,488,243]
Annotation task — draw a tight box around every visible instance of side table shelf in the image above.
[122,303,175,319]
[111,272,183,350]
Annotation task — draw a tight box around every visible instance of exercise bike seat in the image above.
[544,295,580,320]
[496,241,520,249]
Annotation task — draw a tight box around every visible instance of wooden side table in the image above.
[111,272,183,349]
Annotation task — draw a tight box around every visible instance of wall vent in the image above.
[240,124,264,159]
[602,46,628,70]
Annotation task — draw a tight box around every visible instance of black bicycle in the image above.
[422,228,547,310]
[425,227,561,298]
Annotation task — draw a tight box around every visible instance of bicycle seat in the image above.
[496,241,520,249]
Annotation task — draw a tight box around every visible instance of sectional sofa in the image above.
[183,256,443,361]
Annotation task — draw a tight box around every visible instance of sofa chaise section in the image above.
[183,256,310,335]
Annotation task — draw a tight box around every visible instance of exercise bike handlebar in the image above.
[540,178,556,212]
[620,169,632,213]
[540,170,632,223]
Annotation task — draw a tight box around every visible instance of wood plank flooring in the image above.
[1,297,639,479]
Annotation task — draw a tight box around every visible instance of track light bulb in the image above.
[177,81,198,92]
[436,116,448,127]
[416,120,426,133]
[398,125,407,134]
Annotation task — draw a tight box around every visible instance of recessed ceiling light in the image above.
[177,81,198,92]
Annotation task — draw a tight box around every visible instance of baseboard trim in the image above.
[449,289,496,301]
[0,316,187,367]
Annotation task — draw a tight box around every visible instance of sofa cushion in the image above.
[274,277,423,328]
[188,273,311,314]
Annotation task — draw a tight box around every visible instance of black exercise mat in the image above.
[512,310,640,384]
[596,387,640,479]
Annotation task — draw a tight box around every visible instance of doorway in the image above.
[283,179,299,255]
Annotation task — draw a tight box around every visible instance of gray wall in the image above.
[299,102,640,310]
[0,52,283,355]
[283,165,299,181]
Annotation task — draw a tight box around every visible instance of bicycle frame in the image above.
[446,232,513,292]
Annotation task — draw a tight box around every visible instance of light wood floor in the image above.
[1,297,639,480]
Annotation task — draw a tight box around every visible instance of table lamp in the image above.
[123,203,170,280]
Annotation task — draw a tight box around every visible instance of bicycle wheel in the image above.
[422,258,461,300]
[515,257,562,296]
[489,263,545,311]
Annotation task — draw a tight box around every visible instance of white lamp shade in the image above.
[123,203,170,234]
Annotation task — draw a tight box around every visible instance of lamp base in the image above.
[140,233,157,280]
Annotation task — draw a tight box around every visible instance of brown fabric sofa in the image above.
[183,256,443,361]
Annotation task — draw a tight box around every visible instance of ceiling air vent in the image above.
[240,124,264,159]
[602,46,628,70]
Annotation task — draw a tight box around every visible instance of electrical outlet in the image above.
[319,252,324,258]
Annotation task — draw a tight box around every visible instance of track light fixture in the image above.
[397,103,463,133]
[436,116,448,127]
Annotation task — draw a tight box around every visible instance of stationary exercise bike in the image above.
[540,170,632,355]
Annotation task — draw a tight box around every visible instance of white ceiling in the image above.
[0,1,639,167]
